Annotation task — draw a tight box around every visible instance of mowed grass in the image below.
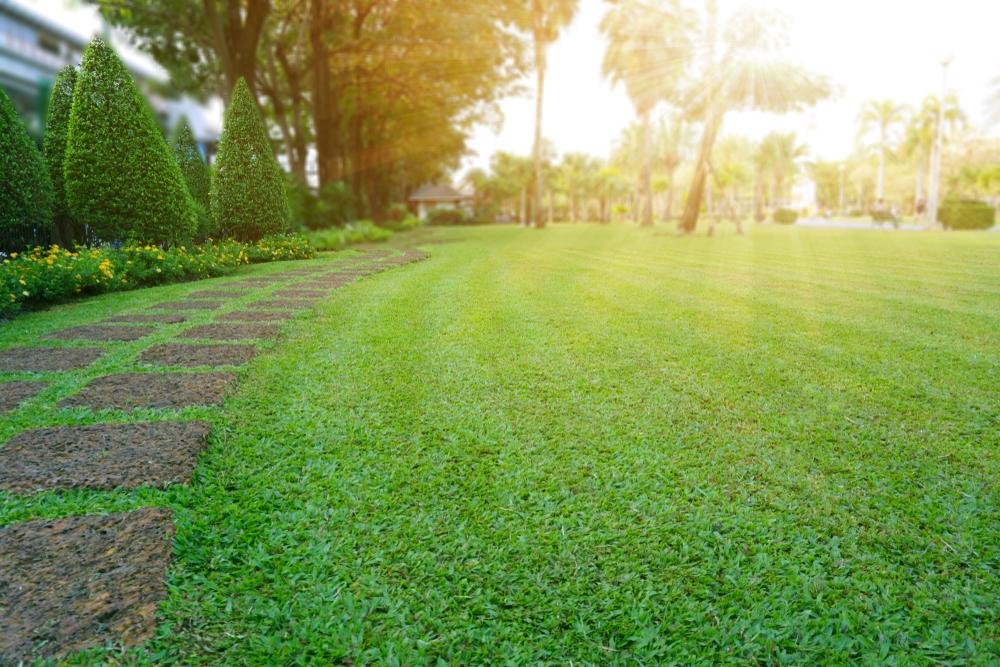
[3,225,999,664]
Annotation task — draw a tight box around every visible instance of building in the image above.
[0,0,219,152]
[407,183,473,220]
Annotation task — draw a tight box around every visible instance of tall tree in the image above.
[523,0,579,229]
[858,99,908,202]
[677,5,828,233]
[755,132,806,207]
[903,94,964,210]
[42,66,77,246]
[601,0,692,227]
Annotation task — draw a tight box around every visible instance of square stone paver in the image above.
[140,343,256,367]
[272,289,327,298]
[104,314,189,325]
[187,289,247,298]
[0,508,174,663]
[0,381,47,412]
[150,300,225,311]
[45,326,155,342]
[0,421,211,493]
[0,347,105,372]
[177,324,281,341]
[215,310,297,322]
[59,372,237,410]
[250,299,316,311]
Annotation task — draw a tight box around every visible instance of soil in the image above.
[0,421,211,493]
[186,289,247,298]
[0,347,105,372]
[272,289,328,298]
[0,381,47,412]
[59,372,237,410]
[178,323,282,341]
[140,343,257,367]
[248,299,317,311]
[150,300,226,311]
[0,508,175,663]
[215,310,297,322]
[45,325,156,342]
[104,314,189,325]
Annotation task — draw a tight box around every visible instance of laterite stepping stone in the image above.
[178,323,281,341]
[150,300,225,311]
[0,508,175,663]
[105,313,189,324]
[0,347,105,372]
[0,381,47,412]
[215,310,297,322]
[272,289,327,298]
[140,343,257,367]
[187,289,247,298]
[0,421,211,493]
[45,325,155,342]
[60,372,237,410]
[249,299,316,311]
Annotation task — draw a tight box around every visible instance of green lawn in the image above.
[2,225,998,664]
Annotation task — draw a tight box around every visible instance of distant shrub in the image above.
[427,207,471,226]
[171,117,213,239]
[42,65,78,246]
[244,234,315,263]
[938,198,995,230]
[378,204,422,231]
[285,174,317,232]
[1,87,54,253]
[315,181,355,228]
[773,208,798,225]
[212,78,289,241]
[307,221,391,251]
[871,208,897,224]
[64,37,197,246]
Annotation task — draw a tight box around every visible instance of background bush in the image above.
[377,203,422,231]
[427,207,471,226]
[307,221,392,251]
[938,198,996,230]
[1,87,54,252]
[212,78,289,241]
[773,208,798,225]
[42,65,78,246]
[64,37,197,247]
[171,117,214,239]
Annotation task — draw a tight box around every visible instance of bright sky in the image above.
[464,0,1000,172]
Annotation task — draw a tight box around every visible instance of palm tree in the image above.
[677,5,829,233]
[653,110,690,220]
[601,0,692,227]
[756,132,806,207]
[903,94,964,211]
[528,0,579,229]
[857,99,908,202]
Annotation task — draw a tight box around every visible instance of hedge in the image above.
[306,221,392,251]
[42,65,78,246]
[64,37,197,247]
[1,87,54,252]
[938,198,996,230]
[212,78,289,241]
[171,117,214,240]
[773,208,798,225]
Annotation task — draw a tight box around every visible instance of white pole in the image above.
[927,57,951,225]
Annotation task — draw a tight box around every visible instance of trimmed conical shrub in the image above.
[212,77,289,241]
[171,116,214,239]
[64,37,197,246]
[0,87,54,252]
[43,65,78,245]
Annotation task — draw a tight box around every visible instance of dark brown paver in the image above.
[0,508,174,663]
[140,343,256,367]
[187,289,247,298]
[60,372,237,410]
[216,310,297,322]
[0,347,105,372]
[105,313,189,325]
[248,299,316,311]
[272,289,327,298]
[0,381,46,412]
[45,325,155,342]
[178,323,281,341]
[150,300,225,311]
[0,421,211,493]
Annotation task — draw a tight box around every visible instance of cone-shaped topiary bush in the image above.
[212,77,289,241]
[1,87,54,252]
[171,116,215,239]
[64,37,197,246]
[43,65,78,246]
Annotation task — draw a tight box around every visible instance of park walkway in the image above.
[0,245,428,663]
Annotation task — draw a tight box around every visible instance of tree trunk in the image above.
[876,144,885,201]
[532,26,547,229]
[639,109,653,227]
[679,106,724,233]
[311,0,335,188]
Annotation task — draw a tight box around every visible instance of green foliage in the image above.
[42,66,78,245]
[773,208,798,225]
[243,234,315,263]
[0,87,54,252]
[306,221,391,251]
[315,181,356,228]
[938,198,996,230]
[377,204,422,231]
[64,38,197,246]
[427,207,472,226]
[212,78,289,241]
[171,117,213,239]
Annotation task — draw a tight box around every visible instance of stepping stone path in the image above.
[45,325,156,342]
[0,508,175,664]
[140,343,257,367]
[0,346,104,372]
[0,421,211,493]
[0,245,429,661]
[0,380,47,412]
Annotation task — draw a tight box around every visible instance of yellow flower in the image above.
[22,290,29,297]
